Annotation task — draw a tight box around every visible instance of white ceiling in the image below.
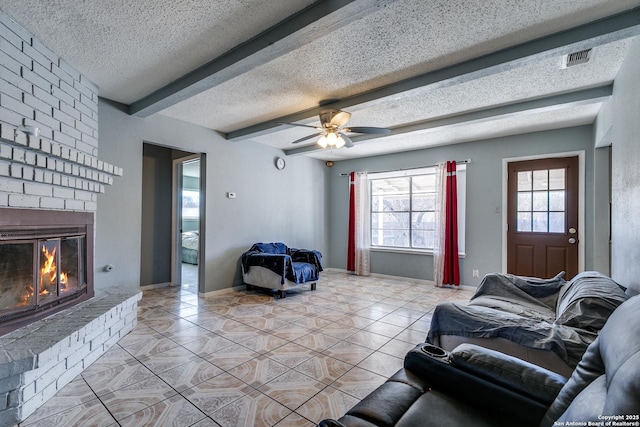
[1,0,639,161]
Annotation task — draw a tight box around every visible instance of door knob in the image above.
[568,238,576,244]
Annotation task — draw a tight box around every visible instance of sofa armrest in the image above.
[450,343,567,403]
[290,248,323,270]
[404,343,551,426]
[318,420,347,427]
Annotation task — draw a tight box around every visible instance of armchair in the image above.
[319,294,640,427]
[240,242,322,298]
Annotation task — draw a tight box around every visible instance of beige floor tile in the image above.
[292,332,341,352]
[322,341,374,365]
[331,366,388,399]
[117,394,206,427]
[210,390,291,427]
[296,386,360,424]
[99,376,177,421]
[182,333,235,355]
[294,354,354,385]
[259,370,326,411]
[264,342,318,368]
[19,398,116,427]
[344,330,391,350]
[378,338,417,358]
[82,360,155,397]
[182,372,253,416]
[357,351,404,377]
[20,378,97,423]
[137,345,201,374]
[156,358,224,392]
[274,412,315,427]
[226,356,289,387]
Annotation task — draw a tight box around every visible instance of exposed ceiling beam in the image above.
[228,7,640,142]
[127,0,395,117]
[283,85,613,156]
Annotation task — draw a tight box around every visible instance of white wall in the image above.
[598,37,640,292]
[95,100,328,293]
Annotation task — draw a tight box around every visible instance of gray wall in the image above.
[140,143,173,286]
[597,37,640,293]
[327,126,597,286]
[95,99,328,293]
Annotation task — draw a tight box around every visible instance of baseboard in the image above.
[323,268,475,291]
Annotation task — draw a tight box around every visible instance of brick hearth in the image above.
[0,288,141,425]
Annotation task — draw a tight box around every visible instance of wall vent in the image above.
[562,49,592,68]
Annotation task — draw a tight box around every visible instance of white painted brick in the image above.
[52,108,74,128]
[24,182,51,196]
[1,92,34,118]
[27,135,40,150]
[59,80,79,101]
[32,86,59,109]
[24,151,35,165]
[0,13,32,42]
[0,192,8,205]
[64,342,90,369]
[1,21,23,49]
[52,173,60,186]
[0,161,8,176]
[73,99,92,118]
[50,86,74,106]
[1,38,31,68]
[45,158,55,170]
[63,163,71,174]
[35,154,46,168]
[56,361,83,390]
[40,197,64,209]
[64,199,83,210]
[1,62,32,93]
[74,139,93,154]
[43,170,53,183]
[74,119,94,137]
[58,58,80,81]
[22,166,33,180]
[0,105,23,128]
[11,147,24,162]
[50,143,61,157]
[52,186,73,199]
[0,144,11,159]
[34,110,59,131]
[80,133,97,148]
[33,169,43,182]
[32,62,58,87]
[22,44,51,70]
[52,130,74,147]
[23,93,52,116]
[31,38,58,64]
[79,112,97,130]
[9,164,21,178]
[55,161,63,172]
[75,190,92,201]
[21,68,50,92]
[50,63,73,86]
[9,194,39,208]
[39,139,50,154]
[0,178,21,192]
[0,71,23,98]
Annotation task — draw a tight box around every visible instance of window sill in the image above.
[370,246,466,258]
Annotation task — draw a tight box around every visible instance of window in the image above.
[516,168,565,233]
[369,166,466,254]
[182,190,200,220]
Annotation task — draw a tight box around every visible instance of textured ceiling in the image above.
[1,0,639,161]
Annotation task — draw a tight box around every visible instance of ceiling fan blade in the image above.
[330,111,351,127]
[278,122,321,130]
[291,132,324,144]
[346,126,391,134]
[340,133,354,148]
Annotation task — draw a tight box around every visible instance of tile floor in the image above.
[18,270,472,427]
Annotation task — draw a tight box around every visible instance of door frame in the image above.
[171,153,205,293]
[501,150,585,274]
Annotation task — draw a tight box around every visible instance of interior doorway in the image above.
[172,154,205,294]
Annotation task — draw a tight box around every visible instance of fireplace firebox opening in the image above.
[0,209,94,336]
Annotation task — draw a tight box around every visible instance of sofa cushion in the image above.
[555,271,628,332]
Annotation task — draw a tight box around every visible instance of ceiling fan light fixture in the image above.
[317,134,328,148]
[335,135,346,148]
[325,132,338,146]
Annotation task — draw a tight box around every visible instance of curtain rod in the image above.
[339,159,472,176]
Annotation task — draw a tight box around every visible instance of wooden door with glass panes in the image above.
[507,157,579,279]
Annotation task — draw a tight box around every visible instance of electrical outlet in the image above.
[472,269,479,278]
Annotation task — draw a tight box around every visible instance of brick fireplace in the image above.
[0,11,141,425]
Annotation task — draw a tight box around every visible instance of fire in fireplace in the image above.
[0,209,94,336]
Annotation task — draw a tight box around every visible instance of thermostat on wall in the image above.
[227,192,236,199]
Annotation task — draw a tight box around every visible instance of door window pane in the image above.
[548,169,565,190]
[532,192,548,211]
[517,212,532,232]
[533,170,548,191]
[517,193,531,211]
[517,171,532,191]
[549,212,565,233]
[533,212,548,232]
[549,191,565,211]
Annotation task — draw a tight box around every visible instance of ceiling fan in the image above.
[278,109,391,148]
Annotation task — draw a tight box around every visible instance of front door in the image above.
[507,156,579,279]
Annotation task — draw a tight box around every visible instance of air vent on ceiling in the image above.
[562,49,592,68]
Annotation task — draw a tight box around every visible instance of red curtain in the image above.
[443,161,460,286]
[347,172,356,271]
